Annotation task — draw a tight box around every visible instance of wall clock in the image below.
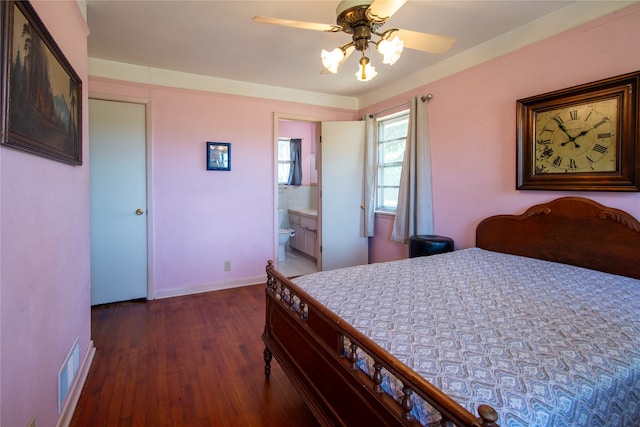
[516,71,639,191]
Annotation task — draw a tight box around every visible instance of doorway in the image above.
[89,99,149,305]
[274,115,368,275]
[276,117,319,277]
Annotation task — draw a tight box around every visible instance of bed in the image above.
[262,197,640,426]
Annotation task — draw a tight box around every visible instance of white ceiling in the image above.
[85,1,633,100]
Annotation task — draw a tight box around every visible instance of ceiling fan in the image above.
[252,0,455,81]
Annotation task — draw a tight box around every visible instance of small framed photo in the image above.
[206,142,231,171]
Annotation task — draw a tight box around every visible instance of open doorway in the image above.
[273,114,368,276]
[275,116,320,277]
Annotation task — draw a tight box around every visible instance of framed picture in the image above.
[1,0,82,166]
[207,142,231,171]
[516,71,639,191]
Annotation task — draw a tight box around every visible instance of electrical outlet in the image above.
[27,416,35,427]
[224,260,231,271]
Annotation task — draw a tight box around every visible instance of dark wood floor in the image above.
[70,284,319,427]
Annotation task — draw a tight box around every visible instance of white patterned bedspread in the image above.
[292,248,640,427]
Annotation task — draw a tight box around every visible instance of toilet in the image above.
[278,210,295,262]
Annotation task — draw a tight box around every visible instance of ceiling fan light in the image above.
[321,48,344,74]
[378,36,403,65]
[355,59,377,82]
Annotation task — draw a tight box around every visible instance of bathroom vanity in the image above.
[288,209,317,259]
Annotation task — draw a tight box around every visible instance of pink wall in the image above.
[369,214,408,263]
[89,78,355,296]
[0,2,91,426]
[365,3,640,257]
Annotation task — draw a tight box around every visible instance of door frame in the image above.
[273,113,321,271]
[89,92,155,299]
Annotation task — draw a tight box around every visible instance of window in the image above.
[376,111,409,212]
[278,137,292,184]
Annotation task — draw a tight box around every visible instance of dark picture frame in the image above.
[206,142,231,171]
[516,71,639,191]
[1,0,82,166]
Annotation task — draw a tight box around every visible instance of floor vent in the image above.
[58,337,80,414]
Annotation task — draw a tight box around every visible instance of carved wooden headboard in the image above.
[476,197,640,280]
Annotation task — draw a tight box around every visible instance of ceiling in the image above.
[85,1,624,99]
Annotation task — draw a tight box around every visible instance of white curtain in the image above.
[391,96,434,243]
[363,114,377,237]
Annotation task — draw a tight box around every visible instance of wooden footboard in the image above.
[262,261,499,427]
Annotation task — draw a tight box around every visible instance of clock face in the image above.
[534,98,618,173]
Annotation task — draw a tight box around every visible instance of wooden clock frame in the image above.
[516,71,640,191]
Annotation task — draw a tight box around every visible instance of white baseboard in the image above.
[153,275,266,299]
[56,341,96,427]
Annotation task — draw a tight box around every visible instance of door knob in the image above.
[135,208,145,215]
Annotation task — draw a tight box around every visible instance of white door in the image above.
[320,121,368,271]
[89,99,148,305]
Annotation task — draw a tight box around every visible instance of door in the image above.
[320,121,368,271]
[89,99,148,305]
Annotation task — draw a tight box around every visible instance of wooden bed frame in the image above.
[262,197,640,426]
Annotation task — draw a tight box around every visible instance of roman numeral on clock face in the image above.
[594,118,609,128]
[593,144,608,154]
[541,147,554,158]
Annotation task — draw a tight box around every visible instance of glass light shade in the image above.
[377,36,403,65]
[355,62,377,82]
[321,48,344,74]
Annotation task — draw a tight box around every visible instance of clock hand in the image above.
[575,126,594,138]
[555,121,572,138]
[563,125,598,147]
[560,137,581,148]
[573,115,611,142]
[556,122,581,148]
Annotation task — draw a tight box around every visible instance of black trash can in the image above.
[408,235,454,258]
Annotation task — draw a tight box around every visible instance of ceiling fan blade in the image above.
[367,0,407,21]
[321,46,356,74]
[252,16,340,32]
[395,29,456,54]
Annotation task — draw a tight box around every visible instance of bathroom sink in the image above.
[288,209,317,216]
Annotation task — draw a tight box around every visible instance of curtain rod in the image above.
[368,103,408,119]
[421,93,433,103]
[368,93,433,118]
